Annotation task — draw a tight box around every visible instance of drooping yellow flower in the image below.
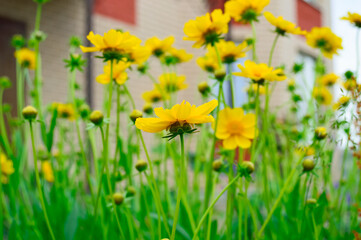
[41,161,54,183]
[96,61,130,85]
[197,55,220,73]
[333,96,350,110]
[233,60,286,82]
[142,86,169,103]
[225,0,270,23]
[312,87,332,105]
[306,27,343,59]
[216,108,257,149]
[162,47,193,65]
[341,12,361,28]
[128,46,151,65]
[207,40,249,64]
[135,100,218,133]
[1,153,14,184]
[264,12,306,36]
[319,73,339,87]
[15,48,36,69]
[183,9,230,48]
[159,73,188,92]
[145,36,175,57]
[80,29,141,55]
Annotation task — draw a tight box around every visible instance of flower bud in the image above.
[89,110,104,125]
[143,103,153,115]
[11,34,26,49]
[198,81,211,96]
[130,109,143,123]
[212,159,223,172]
[315,127,327,140]
[135,159,148,172]
[306,198,317,206]
[0,76,11,89]
[113,193,124,205]
[241,161,255,174]
[22,106,38,120]
[302,158,315,172]
[126,186,136,197]
[79,104,90,119]
[214,68,226,81]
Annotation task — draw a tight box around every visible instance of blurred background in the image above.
[0,0,359,116]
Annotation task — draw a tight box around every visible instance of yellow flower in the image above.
[145,36,175,57]
[225,0,270,23]
[306,27,343,59]
[56,103,76,120]
[15,48,36,69]
[216,108,257,149]
[197,55,220,73]
[333,96,350,110]
[312,87,332,105]
[159,73,188,92]
[135,100,218,133]
[1,153,14,184]
[162,47,193,65]
[315,127,327,140]
[341,12,361,28]
[80,29,141,55]
[128,46,151,65]
[96,61,130,85]
[264,12,306,36]
[183,9,230,48]
[319,73,339,87]
[207,40,249,64]
[247,84,266,95]
[41,161,54,183]
[343,79,357,91]
[233,60,286,82]
[296,146,315,156]
[142,87,169,103]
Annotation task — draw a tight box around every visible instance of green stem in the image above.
[192,174,241,240]
[16,64,24,119]
[251,21,258,62]
[29,121,56,240]
[171,134,185,240]
[0,89,12,156]
[123,84,136,110]
[226,151,236,240]
[0,149,3,240]
[138,130,171,236]
[268,34,280,66]
[257,157,303,238]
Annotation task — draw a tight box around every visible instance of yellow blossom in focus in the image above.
[319,73,339,87]
[135,100,218,133]
[1,153,14,184]
[159,73,188,93]
[216,108,257,149]
[41,161,54,183]
[145,36,175,57]
[96,61,130,85]
[207,40,249,64]
[306,27,343,59]
[80,29,141,55]
[197,56,219,73]
[312,87,332,105]
[341,12,361,28]
[264,12,306,36]
[142,87,169,103]
[225,0,270,23]
[233,60,286,82]
[333,96,351,110]
[15,48,36,69]
[183,9,230,48]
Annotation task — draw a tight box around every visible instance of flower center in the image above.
[227,120,244,134]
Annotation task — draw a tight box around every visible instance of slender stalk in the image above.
[257,157,303,238]
[226,151,236,240]
[123,84,136,110]
[0,89,12,157]
[0,149,3,240]
[29,121,56,240]
[268,34,280,66]
[171,134,185,240]
[251,21,258,62]
[16,64,24,119]
[192,174,241,240]
[137,130,171,236]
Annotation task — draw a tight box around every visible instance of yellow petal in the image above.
[135,118,171,133]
